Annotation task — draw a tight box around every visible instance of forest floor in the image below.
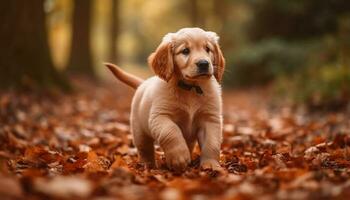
[1,78,350,200]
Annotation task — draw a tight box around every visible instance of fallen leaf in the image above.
[34,176,93,198]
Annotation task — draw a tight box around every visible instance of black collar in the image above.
[177,80,203,95]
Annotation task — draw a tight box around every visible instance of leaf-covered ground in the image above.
[1,79,350,200]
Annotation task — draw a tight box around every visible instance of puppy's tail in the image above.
[104,62,143,89]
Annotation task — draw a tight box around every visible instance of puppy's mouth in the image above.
[185,73,212,80]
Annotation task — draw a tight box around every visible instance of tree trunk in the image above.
[0,0,69,90]
[214,0,229,50]
[109,0,120,63]
[67,0,95,77]
[189,0,203,27]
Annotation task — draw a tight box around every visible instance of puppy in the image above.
[105,27,225,171]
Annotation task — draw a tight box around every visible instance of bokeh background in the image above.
[1,0,350,109]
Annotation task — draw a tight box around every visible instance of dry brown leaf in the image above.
[34,176,93,198]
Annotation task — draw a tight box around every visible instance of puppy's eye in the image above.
[182,48,190,55]
[205,46,210,53]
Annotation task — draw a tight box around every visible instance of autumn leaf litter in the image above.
[1,81,350,199]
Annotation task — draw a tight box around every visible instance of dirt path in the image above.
[1,80,350,200]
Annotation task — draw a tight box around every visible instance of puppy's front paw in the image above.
[200,159,221,171]
[165,146,191,172]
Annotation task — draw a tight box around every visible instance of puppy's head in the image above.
[148,28,225,83]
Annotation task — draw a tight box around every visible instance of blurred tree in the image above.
[109,0,120,63]
[67,0,95,77]
[188,0,204,27]
[213,0,230,50]
[249,0,350,41]
[338,16,350,69]
[0,0,69,89]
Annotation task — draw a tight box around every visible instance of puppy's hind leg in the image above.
[133,128,155,168]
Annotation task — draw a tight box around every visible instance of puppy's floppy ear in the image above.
[207,31,225,83]
[213,43,225,83]
[148,33,174,82]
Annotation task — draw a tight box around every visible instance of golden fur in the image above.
[105,27,225,171]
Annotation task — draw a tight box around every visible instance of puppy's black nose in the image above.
[196,60,209,73]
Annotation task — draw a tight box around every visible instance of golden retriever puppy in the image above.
[105,27,225,171]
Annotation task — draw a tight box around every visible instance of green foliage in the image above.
[232,0,350,108]
[248,0,350,41]
[223,39,322,87]
[275,65,350,110]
